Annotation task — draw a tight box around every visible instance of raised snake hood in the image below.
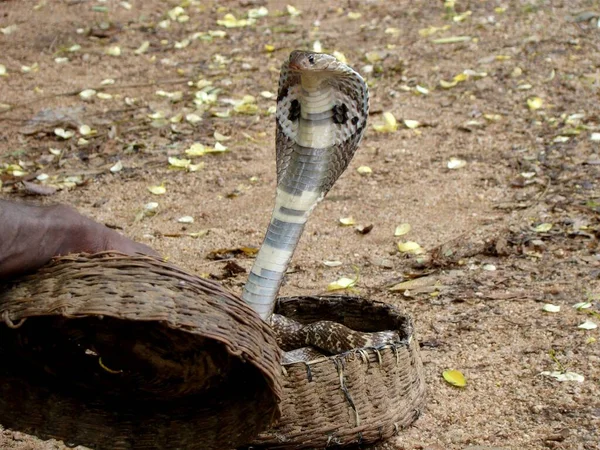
[242,51,370,320]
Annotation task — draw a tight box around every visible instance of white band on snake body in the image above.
[242,51,369,321]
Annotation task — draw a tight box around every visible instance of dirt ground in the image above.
[1,0,599,449]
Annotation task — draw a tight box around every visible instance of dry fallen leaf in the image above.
[578,320,598,330]
[339,217,356,226]
[54,128,74,139]
[534,223,553,233]
[148,184,166,195]
[394,223,411,236]
[110,161,123,173]
[356,166,372,175]
[404,119,421,129]
[168,156,191,169]
[527,97,544,110]
[397,241,424,254]
[373,112,398,133]
[443,369,466,387]
[432,36,472,44]
[542,304,560,313]
[327,276,357,291]
[322,260,343,267]
[447,158,467,169]
[540,371,584,382]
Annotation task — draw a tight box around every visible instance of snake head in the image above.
[287,51,340,73]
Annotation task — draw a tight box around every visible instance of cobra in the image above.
[242,50,368,318]
[241,51,398,363]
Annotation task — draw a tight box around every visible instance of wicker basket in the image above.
[249,295,426,449]
[0,253,282,450]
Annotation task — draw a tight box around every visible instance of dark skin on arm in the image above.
[0,200,157,279]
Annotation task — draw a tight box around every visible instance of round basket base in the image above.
[250,295,427,449]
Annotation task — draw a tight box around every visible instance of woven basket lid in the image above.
[0,253,282,449]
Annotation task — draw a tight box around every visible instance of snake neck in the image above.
[242,80,337,321]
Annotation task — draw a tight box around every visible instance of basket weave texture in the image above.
[250,295,427,449]
[0,253,282,450]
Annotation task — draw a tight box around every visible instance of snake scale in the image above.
[241,51,398,364]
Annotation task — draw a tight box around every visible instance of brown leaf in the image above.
[355,224,374,235]
[206,246,258,260]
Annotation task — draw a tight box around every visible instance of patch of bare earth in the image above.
[0,0,598,449]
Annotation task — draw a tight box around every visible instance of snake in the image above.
[240,51,399,364]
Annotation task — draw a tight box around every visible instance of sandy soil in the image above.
[0,0,599,449]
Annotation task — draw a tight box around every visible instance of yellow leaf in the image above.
[527,97,543,110]
[212,142,228,152]
[188,162,205,172]
[443,369,466,387]
[185,143,207,157]
[484,114,502,121]
[397,241,424,254]
[79,89,97,100]
[365,51,384,63]
[339,217,356,226]
[394,223,411,236]
[177,216,194,224]
[110,161,123,173]
[79,124,94,136]
[347,12,361,20]
[214,131,230,141]
[148,184,166,195]
[134,41,150,55]
[106,46,121,56]
[327,276,357,291]
[415,85,429,95]
[432,36,471,44]
[217,13,255,28]
[453,10,472,22]
[54,128,74,139]
[168,157,191,168]
[534,222,552,232]
[264,44,275,52]
[248,7,269,18]
[185,113,202,124]
[447,158,467,169]
[440,79,459,88]
[418,25,450,37]
[286,5,301,16]
[404,119,421,129]
[234,103,259,115]
[356,166,372,175]
[373,112,398,133]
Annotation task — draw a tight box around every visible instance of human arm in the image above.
[0,200,157,278]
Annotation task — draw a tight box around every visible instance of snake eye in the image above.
[307,54,315,65]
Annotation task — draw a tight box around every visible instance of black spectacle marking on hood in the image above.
[277,86,289,103]
[288,99,301,121]
[332,103,349,125]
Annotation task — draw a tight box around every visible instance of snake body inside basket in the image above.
[250,295,427,449]
[0,253,282,450]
